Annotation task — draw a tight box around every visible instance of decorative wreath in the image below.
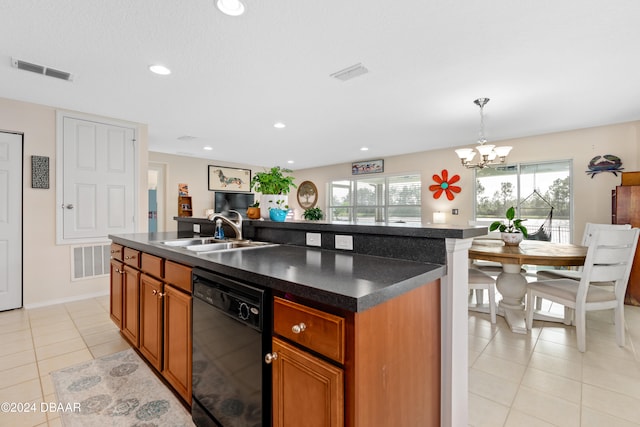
[429,169,461,200]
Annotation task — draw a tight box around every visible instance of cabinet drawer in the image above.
[110,244,123,261]
[123,248,140,268]
[165,261,192,293]
[274,297,345,364]
[141,253,164,279]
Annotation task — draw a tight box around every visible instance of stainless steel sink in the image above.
[157,237,276,253]
[159,237,220,247]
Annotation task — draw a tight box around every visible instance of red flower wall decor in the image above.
[429,169,461,200]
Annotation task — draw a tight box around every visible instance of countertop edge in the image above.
[109,233,446,312]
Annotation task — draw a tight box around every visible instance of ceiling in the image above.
[1,0,640,170]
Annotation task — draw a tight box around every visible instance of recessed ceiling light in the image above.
[203,146,213,151]
[149,64,171,75]
[360,147,369,151]
[287,160,294,164]
[216,0,245,16]
[274,122,286,129]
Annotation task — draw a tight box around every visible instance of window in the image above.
[474,160,572,243]
[329,174,421,223]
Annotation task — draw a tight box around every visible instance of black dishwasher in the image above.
[192,268,271,427]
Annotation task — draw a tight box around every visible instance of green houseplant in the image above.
[490,206,528,246]
[250,166,296,195]
[251,166,297,219]
[303,207,323,221]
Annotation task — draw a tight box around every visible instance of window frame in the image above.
[328,173,422,224]
[472,159,573,243]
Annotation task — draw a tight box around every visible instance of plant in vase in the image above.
[303,207,323,221]
[250,166,297,219]
[489,206,528,246]
[268,199,289,222]
[246,201,261,219]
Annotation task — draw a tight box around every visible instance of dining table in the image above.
[469,239,588,333]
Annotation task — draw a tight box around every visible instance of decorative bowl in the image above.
[269,208,287,222]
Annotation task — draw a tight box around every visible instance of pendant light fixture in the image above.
[455,98,512,169]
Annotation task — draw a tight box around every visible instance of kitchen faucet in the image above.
[208,210,243,240]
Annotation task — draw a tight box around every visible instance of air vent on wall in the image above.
[11,57,74,81]
[330,63,369,81]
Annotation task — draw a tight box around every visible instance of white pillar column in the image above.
[441,238,472,427]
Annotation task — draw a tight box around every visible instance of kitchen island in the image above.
[110,222,483,427]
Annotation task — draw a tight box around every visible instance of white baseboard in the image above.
[24,291,110,310]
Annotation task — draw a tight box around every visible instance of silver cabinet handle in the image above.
[292,323,306,334]
[63,204,74,209]
[264,352,278,364]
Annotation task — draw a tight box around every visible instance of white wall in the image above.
[291,121,640,242]
[0,97,148,307]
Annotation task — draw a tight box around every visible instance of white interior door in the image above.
[0,132,23,311]
[61,116,136,242]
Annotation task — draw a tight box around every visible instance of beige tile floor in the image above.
[469,298,640,427]
[1,295,639,426]
[0,296,130,427]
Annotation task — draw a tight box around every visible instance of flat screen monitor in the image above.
[214,192,255,218]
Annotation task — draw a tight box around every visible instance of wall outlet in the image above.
[335,235,353,250]
[193,224,201,233]
[306,232,322,247]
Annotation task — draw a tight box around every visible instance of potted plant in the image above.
[250,166,297,219]
[303,207,323,221]
[268,199,289,222]
[246,201,261,219]
[489,206,528,246]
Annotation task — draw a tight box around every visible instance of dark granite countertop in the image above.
[109,232,446,312]
[176,217,487,240]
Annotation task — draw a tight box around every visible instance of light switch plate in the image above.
[306,232,322,247]
[335,235,353,250]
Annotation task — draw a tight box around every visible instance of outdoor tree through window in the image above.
[475,161,572,243]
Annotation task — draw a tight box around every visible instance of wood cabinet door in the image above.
[109,259,124,329]
[272,337,343,427]
[122,265,140,347]
[163,284,192,404]
[139,274,163,370]
[614,186,640,305]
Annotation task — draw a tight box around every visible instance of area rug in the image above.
[51,348,194,426]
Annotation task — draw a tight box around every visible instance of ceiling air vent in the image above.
[330,63,369,81]
[11,57,74,81]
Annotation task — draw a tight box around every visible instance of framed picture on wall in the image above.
[352,159,384,175]
[208,165,252,192]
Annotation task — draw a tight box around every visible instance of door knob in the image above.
[291,323,306,334]
[264,352,278,364]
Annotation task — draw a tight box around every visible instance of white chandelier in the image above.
[455,98,512,169]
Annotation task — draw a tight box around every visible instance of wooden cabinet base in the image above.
[272,337,344,427]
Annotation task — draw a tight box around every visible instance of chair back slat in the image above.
[589,264,628,283]
[577,228,640,301]
[582,223,632,246]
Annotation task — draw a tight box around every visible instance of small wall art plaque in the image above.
[31,155,49,189]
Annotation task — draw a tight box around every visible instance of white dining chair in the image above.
[468,268,497,324]
[525,228,640,352]
[536,222,631,281]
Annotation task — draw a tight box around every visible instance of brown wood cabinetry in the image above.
[110,246,193,405]
[139,273,164,370]
[271,278,441,427]
[272,337,344,427]
[612,181,640,305]
[163,284,192,404]
[122,265,140,346]
[109,258,124,328]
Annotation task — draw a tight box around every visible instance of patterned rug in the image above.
[51,348,194,426]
